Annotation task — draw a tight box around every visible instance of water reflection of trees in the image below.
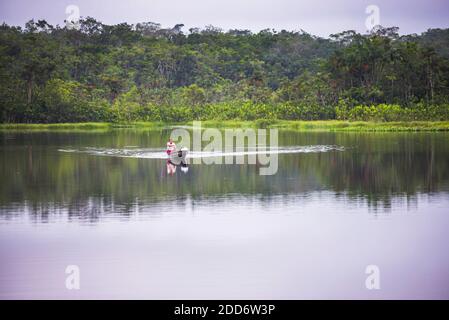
[0,131,448,219]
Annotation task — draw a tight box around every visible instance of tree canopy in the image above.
[1,19,448,123]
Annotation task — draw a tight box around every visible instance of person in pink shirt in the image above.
[166,138,176,155]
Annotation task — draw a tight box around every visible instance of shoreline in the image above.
[1,120,449,132]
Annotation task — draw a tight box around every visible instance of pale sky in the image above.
[0,0,448,37]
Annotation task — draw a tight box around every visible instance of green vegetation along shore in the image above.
[2,121,449,132]
[1,19,449,123]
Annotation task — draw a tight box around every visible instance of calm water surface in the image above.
[1,129,448,299]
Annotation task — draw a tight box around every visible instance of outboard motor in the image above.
[180,147,188,159]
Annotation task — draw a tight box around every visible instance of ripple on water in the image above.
[57,145,346,159]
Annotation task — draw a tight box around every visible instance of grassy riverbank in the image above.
[1,120,449,131]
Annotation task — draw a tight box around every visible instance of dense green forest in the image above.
[1,18,449,123]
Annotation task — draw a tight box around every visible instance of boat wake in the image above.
[58,145,345,159]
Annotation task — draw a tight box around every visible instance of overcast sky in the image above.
[0,0,448,37]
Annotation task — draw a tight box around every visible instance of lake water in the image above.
[1,129,449,299]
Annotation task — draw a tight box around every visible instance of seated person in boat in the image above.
[166,138,176,155]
